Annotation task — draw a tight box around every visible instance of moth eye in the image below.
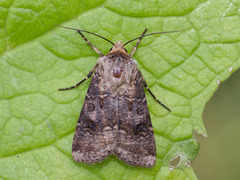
[124,48,128,53]
[81,119,96,132]
[134,123,149,136]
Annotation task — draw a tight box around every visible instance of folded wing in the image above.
[72,69,117,164]
[115,71,156,167]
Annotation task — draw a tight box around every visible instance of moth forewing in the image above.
[58,26,173,167]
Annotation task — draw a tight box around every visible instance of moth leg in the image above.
[58,63,99,91]
[130,28,148,56]
[77,30,104,56]
[138,70,171,112]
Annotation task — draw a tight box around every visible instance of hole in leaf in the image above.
[185,160,191,167]
[169,155,182,169]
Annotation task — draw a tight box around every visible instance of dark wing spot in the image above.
[81,119,96,132]
[137,106,145,115]
[129,102,133,111]
[134,123,149,136]
[119,121,134,134]
[87,103,95,112]
[99,98,103,108]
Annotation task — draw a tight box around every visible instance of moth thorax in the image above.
[112,57,124,79]
[113,68,123,78]
[114,41,124,48]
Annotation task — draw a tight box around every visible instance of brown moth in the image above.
[58,25,178,167]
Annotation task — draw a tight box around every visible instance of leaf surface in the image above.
[0,0,240,179]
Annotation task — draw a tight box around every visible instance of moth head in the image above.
[108,41,128,55]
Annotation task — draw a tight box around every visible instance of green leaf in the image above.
[0,0,239,179]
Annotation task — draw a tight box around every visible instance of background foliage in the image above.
[0,0,240,179]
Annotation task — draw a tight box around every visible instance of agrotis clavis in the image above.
[58,25,180,167]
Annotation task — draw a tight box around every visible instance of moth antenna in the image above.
[130,28,148,56]
[123,30,182,46]
[56,25,115,45]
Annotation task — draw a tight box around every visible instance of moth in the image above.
[58,25,179,167]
